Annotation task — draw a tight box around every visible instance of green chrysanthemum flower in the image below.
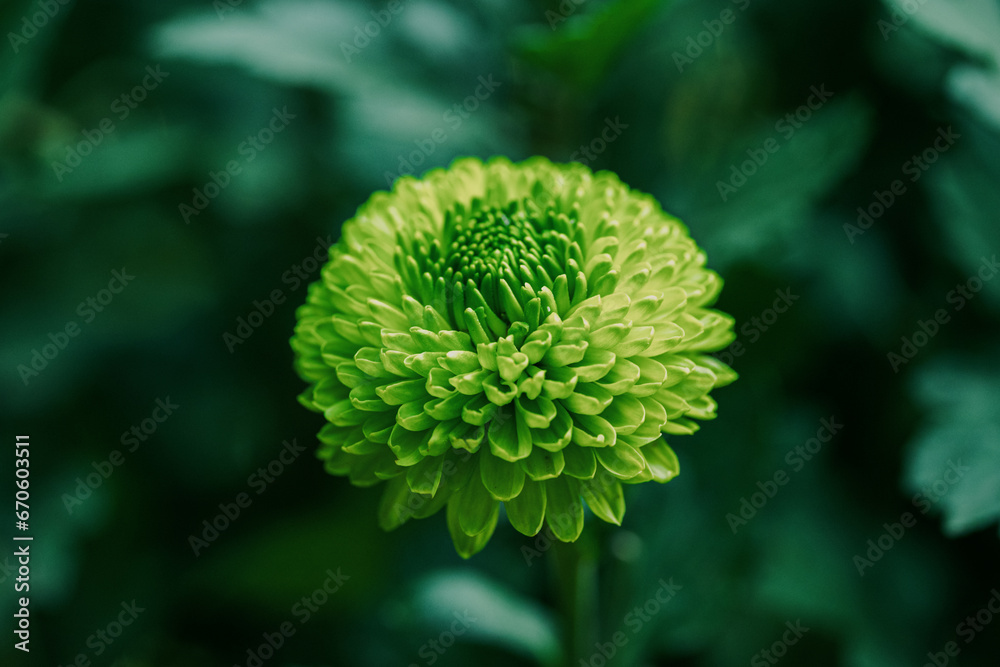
[291,156,737,557]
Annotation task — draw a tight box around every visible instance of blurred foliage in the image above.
[2,0,1000,665]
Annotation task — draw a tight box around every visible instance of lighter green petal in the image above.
[580,474,625,526]
[480,453,526,501]
[447,497,498,559]
[505,479,547,536]
[544,476,584,542]
[456,460,501,537]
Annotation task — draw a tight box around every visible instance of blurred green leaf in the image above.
[407,570,560,664]
[153,0,364,92]
[885,0,1000,65]
[680,95,874,267]
[516,0,668,91]
[906,358,1000,536]
[927,146,1000,312]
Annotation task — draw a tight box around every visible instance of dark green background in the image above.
[3,0,1000,665]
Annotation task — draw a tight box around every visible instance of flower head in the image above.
[292,156,736,557]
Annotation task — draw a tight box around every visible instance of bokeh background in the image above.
[3,0,1000,665]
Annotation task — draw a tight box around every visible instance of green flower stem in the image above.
[552,537,599,667]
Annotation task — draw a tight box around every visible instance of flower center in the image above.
[444,201,544,285]
[396,196,577,329]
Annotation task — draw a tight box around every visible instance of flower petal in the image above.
[505,479,546,536]
[482,373,518,406]
[579,474,625,525]
[387,424,427,466]
[406,455,445,495]
[480,453,526,501]
[562,445,597,479]
[520,447,565,481]
[439,350,480,374]
[600,393,646,435]
[447,496,498,559]
[571,413,617,448]
[515,395,558,429]
[375,378,426,406]
[378,477,416,531]
[561,382,613,415]
[570,348,617,382]
[596,442,646,480]
[642,440,680,483]
[598,357,636,396]
[544,477,584,542]
[457,465,501,536]
[462,394,499,425]
[396,399,436,431]
[541,366,579,400]
[488,411,532,462]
